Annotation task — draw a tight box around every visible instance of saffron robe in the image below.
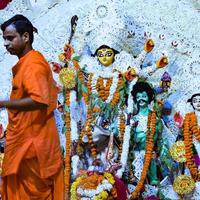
[2,50,64,199]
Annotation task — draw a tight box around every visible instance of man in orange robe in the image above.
[0,15,64,199]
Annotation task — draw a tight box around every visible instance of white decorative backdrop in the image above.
[0,0,200,146]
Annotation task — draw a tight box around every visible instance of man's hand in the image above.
[0,102,5,109]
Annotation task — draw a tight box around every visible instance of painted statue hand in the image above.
[156,56,168,68]
[144,38,155,53]
[124,67,138,81]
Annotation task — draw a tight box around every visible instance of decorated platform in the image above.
[0,0,200,199]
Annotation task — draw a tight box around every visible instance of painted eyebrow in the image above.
[193,98,200,101]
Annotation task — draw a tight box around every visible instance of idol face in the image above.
[97,48,114,67]
[136,91,149,108]
[192,95,200,111]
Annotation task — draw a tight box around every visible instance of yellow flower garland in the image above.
[170,141,186,163]
[94,191,109,200]
[173,175,195,195]
[118,113,126,162]
[104,172,115,185]
[70,176,84,200]
[59,68,76,89]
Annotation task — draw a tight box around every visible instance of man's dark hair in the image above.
[92,45,119,57]
[131,81,155,103]
[187,93,200,110]
[1,14,37,44]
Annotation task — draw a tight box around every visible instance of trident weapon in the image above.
[68,15,78,44]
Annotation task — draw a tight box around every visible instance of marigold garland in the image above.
[65,91,71,200]
[0,153,4,175]
[86,73,93,103]
[77,73,97,158]
[71,172,117,200]
[96,77,113,101]
[183,112,200,181]
[130,111,157,199]
[79,173,103,190]
[118,113,126,161]
[92,73,124,107]
[110,76,124,107]
[77,73,124,157]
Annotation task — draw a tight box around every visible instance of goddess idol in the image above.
[52,0,169,199]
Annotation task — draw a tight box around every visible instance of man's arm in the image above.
[0,97,47,111]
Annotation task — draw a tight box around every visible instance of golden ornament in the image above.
[173,175,195,195]
[170,141,186,163]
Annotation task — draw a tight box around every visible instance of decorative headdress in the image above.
[80,0,128,54]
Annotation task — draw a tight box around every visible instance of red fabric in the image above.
[114,176,128,200]
[0,0,11,10]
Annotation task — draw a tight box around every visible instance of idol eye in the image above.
[97,53,104,57]
[106,52,113,57]
[136,96,141,100]
[193,99,197,103]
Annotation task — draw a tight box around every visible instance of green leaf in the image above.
[61,114,65,121]
[61,146,65,155]
[64,104,70,112]
[81,84,88,93]
[62,126,66,135]
[73,56,81,62]
[104,104,112,119]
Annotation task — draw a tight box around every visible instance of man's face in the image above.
[192,95,200,111]
[97,48,114,67]
[3,24,26,56]
[136,91,149,108]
